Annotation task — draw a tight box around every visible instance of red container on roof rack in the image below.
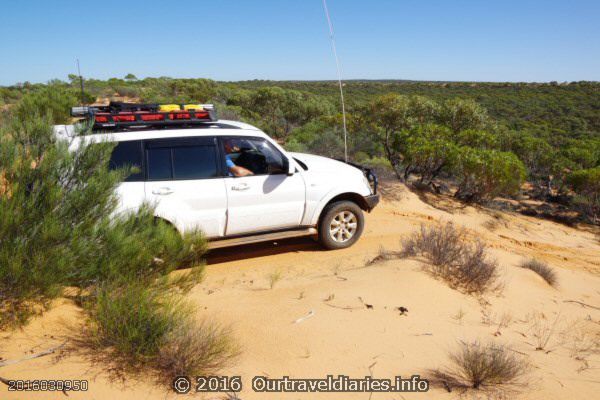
[72,102,217,131]
[169,111,191,120]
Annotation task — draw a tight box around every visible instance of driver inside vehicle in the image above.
[224,139,254,177]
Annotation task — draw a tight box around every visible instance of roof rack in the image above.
[71,102,218,130]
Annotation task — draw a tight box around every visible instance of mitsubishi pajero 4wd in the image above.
[56,102,379,250]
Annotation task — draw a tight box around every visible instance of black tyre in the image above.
[318,201,364,250]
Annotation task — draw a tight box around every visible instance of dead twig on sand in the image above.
[0,341,68,396]
[0,341,67,368]
[324,303,361,311]
[293,310,315,324]
[563,300,600,311]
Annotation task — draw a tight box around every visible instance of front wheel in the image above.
[318,201,364,250]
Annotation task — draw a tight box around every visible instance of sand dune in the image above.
[2,181,599,399]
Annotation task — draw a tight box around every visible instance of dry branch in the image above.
[0,341,66,368]
[563,300,600,311]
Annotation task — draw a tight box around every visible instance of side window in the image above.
[146,139,218,181]
[224,137,287,175]
[172,146,217,179]
[147,147,172,180]
[109,140,143,182]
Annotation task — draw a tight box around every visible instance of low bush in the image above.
[567,167,600,223]
[431,341,529,391]
[454,147,526,202]
[519,258,557,287]
[402,223,499,294]
[402,222,467,266]
[86,282,238,378]
[87,282,178,360]
[157,317,238,378]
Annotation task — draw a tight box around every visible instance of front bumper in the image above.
[364,194,380,211]
[337,159,379,195]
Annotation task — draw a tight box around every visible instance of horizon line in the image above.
[2,76,599,88]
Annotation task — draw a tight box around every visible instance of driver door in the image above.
[221,136,306,236]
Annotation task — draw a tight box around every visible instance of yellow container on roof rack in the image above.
[183,104,205,111]
[158,104,181,112]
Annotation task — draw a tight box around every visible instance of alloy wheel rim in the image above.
[329,211,357,243]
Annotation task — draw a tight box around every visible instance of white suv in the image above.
[57,102,379,250]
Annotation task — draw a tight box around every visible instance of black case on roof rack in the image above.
[71,102,218,131]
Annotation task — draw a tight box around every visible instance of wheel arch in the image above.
[315,192,369,226]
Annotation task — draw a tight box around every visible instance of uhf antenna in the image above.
[322,0,348,162]
[76,58,85,105]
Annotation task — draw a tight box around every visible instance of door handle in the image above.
[152,187,174,195]
[231,183,250,191]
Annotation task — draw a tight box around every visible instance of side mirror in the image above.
[287,158,295,176]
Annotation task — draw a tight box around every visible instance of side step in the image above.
[208,228,317,250]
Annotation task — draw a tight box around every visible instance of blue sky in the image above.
[0,0,598,85]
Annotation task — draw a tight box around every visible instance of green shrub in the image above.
[454,147,526,202]
[228,86,333,139]
[567,167,600,222]
[88,282,178,360]
[12,86,86,125]
[0,115,118,325]
[0,108,205,327]
[86,281,237,377]
[402,125,459,184]
[438,98,490,133]
[455,129,499,150]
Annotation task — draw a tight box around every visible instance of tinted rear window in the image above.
[146,142,218,181]
[147,147,172,180]
[172,146,217,179]
[109,140,143,182]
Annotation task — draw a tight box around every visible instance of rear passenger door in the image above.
[144,137,227,238]
[108,140,146,216]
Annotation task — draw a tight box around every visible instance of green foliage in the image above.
[228,86,334,138]
[13,86,79,124]
[285,119,347,158]
[454,147,526,201]
[567,167,600,222]
[363,94,436,177]
[88,282,180,359]
[438,98,490,133]
[455,129,499,150]
[360,94,526,201]
[139,78,218,104]
[86,280,237,377]
[497,129,556,177]
[402,125,459,184]
[0,105,205,327]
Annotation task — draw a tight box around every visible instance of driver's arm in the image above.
[229,165,254,177]
[226,154,254,177]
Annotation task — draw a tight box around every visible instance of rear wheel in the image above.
[318,201,364,250]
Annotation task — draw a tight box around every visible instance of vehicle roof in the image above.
[54,119,266,143]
